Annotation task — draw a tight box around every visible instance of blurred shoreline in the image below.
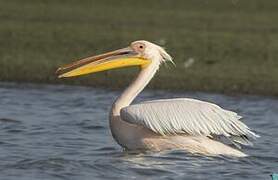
[0,0,277,96]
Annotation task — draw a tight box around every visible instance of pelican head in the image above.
[56,40,172,78]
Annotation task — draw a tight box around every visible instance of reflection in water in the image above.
[0,82,277,180]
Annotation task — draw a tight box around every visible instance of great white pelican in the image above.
[56,40,258,157]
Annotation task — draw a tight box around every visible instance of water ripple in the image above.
[0,82,277,180]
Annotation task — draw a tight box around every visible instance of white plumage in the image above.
[58,40,259,156]
[121,98,259,146]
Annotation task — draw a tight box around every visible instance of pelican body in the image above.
[57,40,258,157]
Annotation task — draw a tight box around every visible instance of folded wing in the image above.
[120,98,259,146]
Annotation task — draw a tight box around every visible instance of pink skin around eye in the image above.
[133,44,145,53]
[131,42,146,54]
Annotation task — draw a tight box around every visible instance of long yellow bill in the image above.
[56,47,150,78]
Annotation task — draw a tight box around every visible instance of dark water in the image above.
[0,82,277,180]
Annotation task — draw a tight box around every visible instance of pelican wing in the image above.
[120,98,259,145]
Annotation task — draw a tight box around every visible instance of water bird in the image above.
[56,40,258,157]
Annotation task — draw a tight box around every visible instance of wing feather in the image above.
[120,98,259,146]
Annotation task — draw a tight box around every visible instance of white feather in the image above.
[120,98,259,146]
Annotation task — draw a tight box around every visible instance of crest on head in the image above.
[130,40,174,65]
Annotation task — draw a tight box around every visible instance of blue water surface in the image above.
[0,82,277,180]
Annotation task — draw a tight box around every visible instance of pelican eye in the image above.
[139,45,143,49]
